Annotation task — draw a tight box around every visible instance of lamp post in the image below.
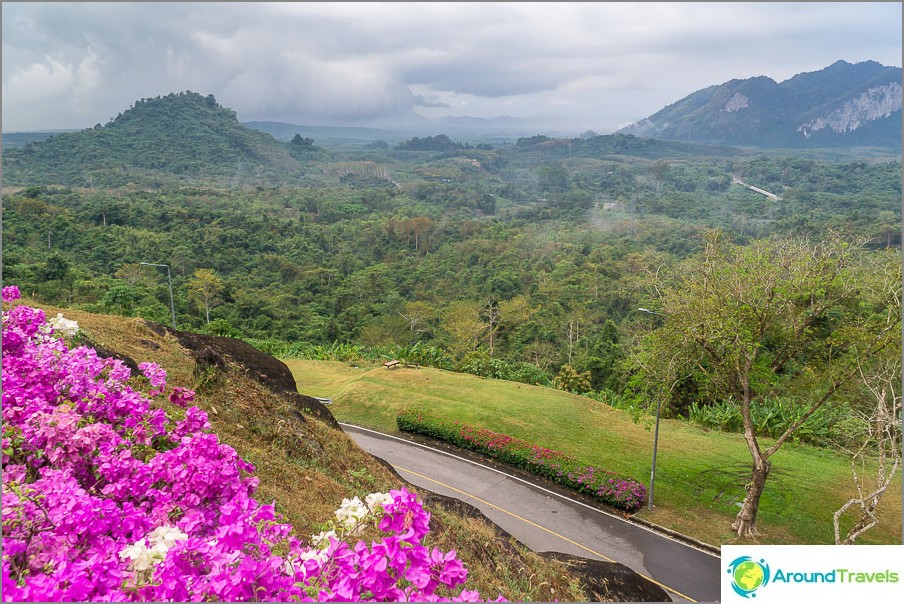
[140,262,176,329]
[648,398,664,511]
[637,307,665,510]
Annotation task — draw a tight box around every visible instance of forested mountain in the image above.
[1,91,328,187]
[618,60,902,149]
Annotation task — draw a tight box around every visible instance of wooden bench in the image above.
[383,360,400,369]
[404,362,420,369]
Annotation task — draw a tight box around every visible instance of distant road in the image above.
[341,423,722,603]
[730,174,783,201]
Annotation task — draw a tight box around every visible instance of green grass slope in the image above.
[286,359,902,547]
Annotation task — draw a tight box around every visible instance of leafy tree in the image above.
[626,231,901,538]
[114,263,145,286]
[537,163,568,194]
[441,301,487,361]
[399,301,436,337]
[553,364,592,394]
[42,252,71,282]
[396,134,463,152]
[651,160,670,197]
[187,268,225,324]
[203,318,242,339]
[101,285,137,316]
[291,134,316,148]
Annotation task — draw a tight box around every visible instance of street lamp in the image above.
[648,399,664,511]
[637,306,665,510]
[140,262,176,329]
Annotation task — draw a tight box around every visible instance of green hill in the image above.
[1,91,328,187]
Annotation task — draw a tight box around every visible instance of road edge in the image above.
[340,421,722,558]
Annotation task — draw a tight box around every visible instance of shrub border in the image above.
[396,409,646,513]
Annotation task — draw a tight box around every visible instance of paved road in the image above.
[342,423,722,603]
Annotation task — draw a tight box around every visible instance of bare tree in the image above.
[833,359,902,544]
[483,298,501,357]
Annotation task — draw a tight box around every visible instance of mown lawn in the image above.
[286,359,903,547]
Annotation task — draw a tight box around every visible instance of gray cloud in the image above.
[2,2,901,133]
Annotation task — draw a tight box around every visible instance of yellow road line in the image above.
[396,465,698,603]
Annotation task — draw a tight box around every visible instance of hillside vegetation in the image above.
[5,297,643,602]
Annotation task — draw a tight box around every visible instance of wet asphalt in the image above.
[341,423,722,603]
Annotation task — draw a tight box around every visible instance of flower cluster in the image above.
[119,525,189,580]
[296,487,500,602]
[397,409,647,513]
[48,312,80,338]
[2,291,501,602]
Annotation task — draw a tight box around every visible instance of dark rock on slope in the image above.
[141,320,340,429]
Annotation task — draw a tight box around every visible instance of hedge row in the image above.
[396,409,646,513]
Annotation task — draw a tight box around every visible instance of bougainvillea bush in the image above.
[396,409,646,513]
[1,286,502,602]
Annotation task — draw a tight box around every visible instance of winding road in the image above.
[341,423,722,603]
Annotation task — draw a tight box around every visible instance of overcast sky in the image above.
[2,2,901,134]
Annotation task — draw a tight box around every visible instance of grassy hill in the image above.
[7,298,684,602]
[285,359,903,547]
[1,92,328,187]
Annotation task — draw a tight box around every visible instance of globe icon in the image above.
[733,560,765,592]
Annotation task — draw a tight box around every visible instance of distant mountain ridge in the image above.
[618,60,902,149]
[243,121,405,145]
[1,91,325,187]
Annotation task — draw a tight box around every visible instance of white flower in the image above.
[149,525,188,551]
[48,313,79,338]
[298,548,330,564]
[119,541,155,572]
[334,496,369,531]
[365,492,393,514]
[310,529,337,549]
[119,525,187,573]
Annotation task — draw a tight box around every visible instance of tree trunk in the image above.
[733,456,771,537]
[734,375,771,538]
[205,303,210,324]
